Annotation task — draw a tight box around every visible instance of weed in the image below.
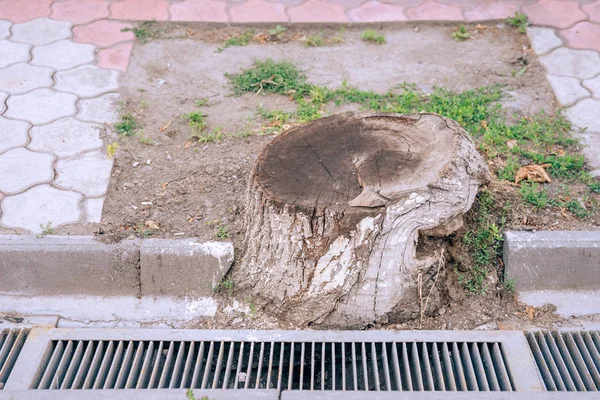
[257,105,292,133]
[186,389,209,400]
[248,301,258,318]
[306,33,324,47]
[504,277,516,292]
[214,275,234,296]
[195,98,209,107]
[268,25,287,40]
[566,199,591,218]
[139,100,148,108]
[216,225,229,239]
[106,142,119,159]
[361,29,386,44]
[581,171,600,193]
[519,182,549,209]
[136,131,154,145]
[115,113,138,136]
[218,29,255,52]
[37,222,54,238]
[121,21,159,43]
[226,59,308,96]
[183,111,207,136]
[507,12,529,34]
[497,155,519,181]
[452,24,470,41]
[331,27,346,44]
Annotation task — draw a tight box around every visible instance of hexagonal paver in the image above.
[0,91,6,114]
[0,117,29,153]
[539,48,600,80]
[84,197,104,223]
[0,63,53,95]
[0,40,31,68]
[5,88,77,124]
[526,27,562,55]
[31,40,95,70]
[55,65,119,98]
[29,118,103,157]
[55,150,113,196]
[546,75,590,106]
[583,75,600,99]
[77,93,120,124]
[0,20,10,39]
[0,147,54,194]
[566,98,600,132]
[11,17,72,46]
[0,184,82,233]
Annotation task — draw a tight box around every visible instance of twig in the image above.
[420,249,446,328]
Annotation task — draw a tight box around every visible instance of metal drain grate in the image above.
[526,330,600,391]
[0,329,29,390]
[31,339,514,391]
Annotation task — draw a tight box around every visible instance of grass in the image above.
[519,182,549,209]
[507,12,529,34]
[452,24,470,41]
[121,21,160,43]
[503,277,516,293]
[37,222,54,238]
[218,29,255,52]
[268,25,287,40]
[183,111,209,141]
[216,225,229,239]
[361,29,385,44]
[115,113,138,136]
[136,131,154,145]
[226,59,308,96]
[214,275,234,296]
[306,33,325,47]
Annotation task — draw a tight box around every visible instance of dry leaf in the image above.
[551,146,565,157]
[145,220,159,230]
[476,24,487,31]
[506,139,517,149]
[515,164,552,184]
[160,120,172,132]
[161,182,168,191]
[184,140,192,149]
[525,305,535,320]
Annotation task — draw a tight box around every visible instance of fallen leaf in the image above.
[145,220,159,230]
[184,140,192,149]
[515,164,552,184]
[160,120,172,131]
[506,139,517,149]
[161,182,168,191]
[551,146,565,157]
[525,305,535,320]
[476,24,487,30]
[560,208,570,218]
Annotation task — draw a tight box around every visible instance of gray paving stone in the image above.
[0,117,29,153]
[77,93,120,124]
[526,27,562,54]
[55,151,113,196]
[31,40,95,70]
[55,66,120,98]
[0,185,82,233]
[0,40,31,69]
[539,48,600,80]
[84,197,104,223]
[29,118,103,157]
[566,98,600,132]
[583,75,600,99]
[5,88,77,124]
[10,18,72,46]
[0,63,53,95]
[546,74,590,106]
[575,132,600,173]
[0,20,10,40]
[0,148,54,194]
[0,91,6,114]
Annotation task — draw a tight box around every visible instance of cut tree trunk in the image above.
[234,112,489,328]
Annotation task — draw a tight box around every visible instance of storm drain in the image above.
[526,330,600,391]
[0,329,28,390]
[31,339,515,391]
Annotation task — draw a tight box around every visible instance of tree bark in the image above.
[234,112,489,328]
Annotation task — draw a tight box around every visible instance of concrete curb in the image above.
[0,235,234,298]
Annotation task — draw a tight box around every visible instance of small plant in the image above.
[519,182,549,209]
[195,98,209,107]
[507,12,529,34]
[248,301,258,318]
[257,105,292,133]
[121,21,159,43]
[504,276,516,292]
[37,222,54,238]
[214,275,234,296]
[216,225,229,239]
[186,389,209,400]
[331,27,346,44]
[452,24,470,41]
[306,33,324,47]
[183,111,207,136]
[136,131,154,145]
[218,29,255,52]
[497,156,520,181]
[268,25,287,40]
[361,29,385,44]
[115,113,138,136]
[226,59,308,96]
[106,142,119,159]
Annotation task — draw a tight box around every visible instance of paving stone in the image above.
[170,0,229,22]
[576,132,600,172]
[230,0,288,23]
[50,0,110,25]
[583,1,600,23]
[0,40,31,68]
[0,63,53,95]
[526,27,563,54]
[0,185,82,233]
[0,117,29,153]
[464,1,519,21]
[583,75,600,99]
[77,93,120,124]
[524,0,586,29]
[560,21,600,52]
[11,17,72,46]
[0,20,11,39]
[348,1,407,22]
[405,0,464,20]
[110,0,169,21]
[84,197,104,223]
[545,75,590,106]
[539,47,600,80]
[5,88,77,124]
[566,98,600,132]
[31,40,95,71]
[0,0,52,24]
[97,42,133,72]
[55,65,120,98]
[288,0,348,22]
[29,118,103,157]
[0,148,54,194]
[55,151,113,196]
[73,20,134,48]
[0,91,6,114]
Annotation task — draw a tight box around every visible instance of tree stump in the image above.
[234,112,489,328]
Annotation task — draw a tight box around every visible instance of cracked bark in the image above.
[233,112,489,328]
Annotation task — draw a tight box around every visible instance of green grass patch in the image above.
[218,29,255,52]
[507,12,529,34]
[115,113,138,136]
[306,34,325,47]
[452,24,470,41]
[519,182,549,209]
[361,30,385,44]
[226,59,308,96]
[121,21,160,43]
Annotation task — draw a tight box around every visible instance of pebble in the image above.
[413,26,420,33]
[132,162,140,167]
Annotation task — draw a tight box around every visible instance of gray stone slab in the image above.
[575,132,600,172]
[0,148,54,194]
[0,117,29,153]
[10,18,71,46]
[55,150,113,196]
[539,47,600,80]
[55,65,120,98]
[583,74,600,99]
[526,27,563,55]
[546,74,590,106]
[0,20,10,39]
[77,93,120,124]
[0,63,53,95]
[29,117,103,157]
[31,39,95,70]
[0,235,141,296]
[566,98,600,132]
[84,197,104,223]
[140,239,234,297]
[504,230,600,291]
[5,88,77,124]
[0,90,6,114]
[519,289,600,318]
[0,40,31,68]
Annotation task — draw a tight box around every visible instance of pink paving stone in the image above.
[523,0,586,29]
[405,0,464,21]
[0,0,51,23]
[97,41,133,72]
[169,0,228,22]
[560,21,600,52]
[110,0,169,21]
[348,1,407,22]
[230,0,288,22]
[73,20,134,48]
[288,0,348,23]
[583,1,600,23]
[464,1,519,21]
[51,0,110,24]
